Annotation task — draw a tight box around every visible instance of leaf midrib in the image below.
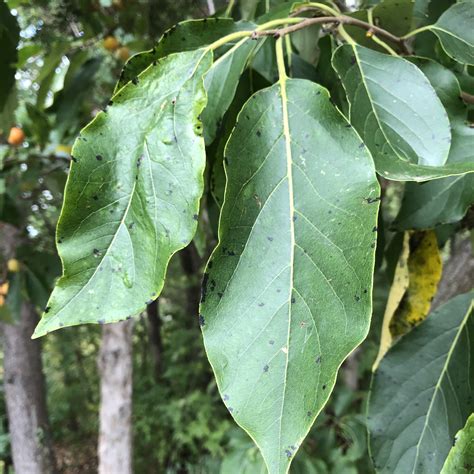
[412,302,473,472]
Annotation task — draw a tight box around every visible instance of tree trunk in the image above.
[179,244,201,325]
[1,303,56,474]
[98,320,134,474]
[432,237,474,309]
[146,300,163,381]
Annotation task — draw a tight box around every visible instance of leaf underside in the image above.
[368,292,474,474]
[201,78,379,473]
[332,44,474,182]
[33,49,212,337]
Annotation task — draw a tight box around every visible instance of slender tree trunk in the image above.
[98,320,134,474]
[1,303,56,474]
[146,300,163,381]
[179,244,201,325]
[432,237,474,309]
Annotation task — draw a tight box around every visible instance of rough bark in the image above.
[98,320,134,474]
[0,222,55,474]
[146,300,163,381]
[432,237,474,309]
[1,303,56,474]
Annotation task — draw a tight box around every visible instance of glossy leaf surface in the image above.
[33,49,212,337]
[432,1,474,65]
[368,292,474,473]
[332,44,474,181]
[201,78,379,473]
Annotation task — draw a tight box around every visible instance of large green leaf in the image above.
[33,49,212,338]
[432,1,474,65]
[368,292,474,473]
[332,44,474,181]
[394,59,474,230]
[201,78,379,473]
[0,0,19,113]
[441,413,474,474]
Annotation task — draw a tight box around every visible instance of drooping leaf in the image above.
[373,232,410,369]
[201,78,379,473]
[0,1,19,113]
[394,59,474,230]
[389,230,442,335]
[441,413,474,474]
[332,44,474,181]
[368,292,474,474]
[33,49,213,337]
[431,1,474,65]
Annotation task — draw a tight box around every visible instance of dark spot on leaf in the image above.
[291,297,296,304]
[96,155,103,161]
[263,365,269,372]
[322,384,327,390]
[44,306,51,313]
[365,196,381,204]
[316,355,322,364]
[71,156,77,162]
[198,314,205,326]
[132,77,139,85]
[267,236,274,242]
[93,195,98,201]
[258,302,265,307]
[193,214,199,221]
[256,130,261,137]
[372,226,378,232]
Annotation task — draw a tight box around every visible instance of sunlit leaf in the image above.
[201,78,379,473]
[33,49,212,337]
[441,413,474,474]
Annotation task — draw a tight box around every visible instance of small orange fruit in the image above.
[0,281,9,295]
[103,36,120,52]
[7,259,20,272]
[116,46,130,61]
[7,127,25,146]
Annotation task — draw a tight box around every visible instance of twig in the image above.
[256,14,410,54]
[461,91,474,105]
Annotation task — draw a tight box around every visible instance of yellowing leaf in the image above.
[373,232,410,369]
[373,230,442,370]
[390,230,442,336]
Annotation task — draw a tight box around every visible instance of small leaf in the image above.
[201,79,379,473]
[441,413,474,474]
[332,44,474,181]
[432,1,474,65]
[373,232,410,369]
[33,49,213,337]
[368,292,474,474]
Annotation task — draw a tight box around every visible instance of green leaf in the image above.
[394,59,474,230]
[432,1,474,65]
[441,413,474,474]
[33,49,213,338]
[201,78,379,473]
[332,44,474,181]
[368,292,474,473]
[0,1,19,113]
